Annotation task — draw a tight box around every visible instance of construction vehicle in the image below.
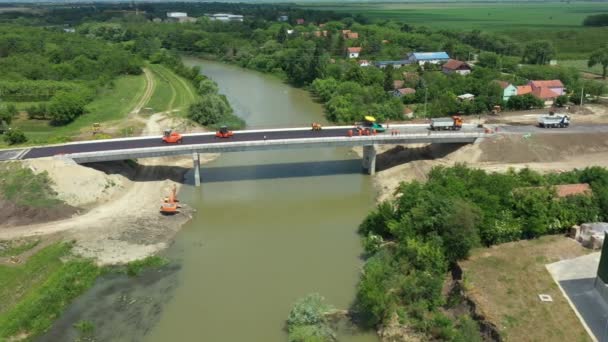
[352,126,372,136]
[362,115,386,133]
[538,114,570,128]
[312,122,322,131]
[160,185,180,215]
[491,105,501,115]
[215,125,234,138]
[162,129,183,144]
[430,116,463,131]
[92,123,101,135]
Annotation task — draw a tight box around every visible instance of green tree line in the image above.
[355,165,608,340]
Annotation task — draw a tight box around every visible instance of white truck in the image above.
[537,114,570,128]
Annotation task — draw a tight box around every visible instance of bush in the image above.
[3,128,27,145]
[188,94,244,130]
[48,91,89,125]
[286,293,334,342]
[554,95,568,107]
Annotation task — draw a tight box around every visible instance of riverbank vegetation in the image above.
[355,165,608,340]
[0,242,101,340]
[287,293,335,342]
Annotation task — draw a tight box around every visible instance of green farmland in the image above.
[305,2,608,30]
[303,1,608,58]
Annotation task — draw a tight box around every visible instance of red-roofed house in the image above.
[347,47,361,59]
[403,107,414,119]
[442,59,472,75]
[555,184,592,198]
[358,60,371,67]
[517,85,532,96]
[296,18,305,25]
[341,30,359,39]
[529,80,565,96]
[392,88,416,97]
[532,87,560,106]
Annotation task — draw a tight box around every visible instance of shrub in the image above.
[3,128,27,145]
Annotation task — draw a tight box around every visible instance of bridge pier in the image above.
[362,144,377,175]
[192,152,201,186]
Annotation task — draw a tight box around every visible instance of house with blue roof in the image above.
[407,52,450,65]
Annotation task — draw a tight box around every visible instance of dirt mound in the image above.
[24,158,132,208]
[0,198,78,227]
[479,133,608,163]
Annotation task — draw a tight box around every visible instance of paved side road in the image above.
[0,149,28,161]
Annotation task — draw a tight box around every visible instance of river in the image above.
[40,59,378,342]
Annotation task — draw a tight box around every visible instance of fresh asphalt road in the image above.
[18,125,482,160]
[1,123,607,161]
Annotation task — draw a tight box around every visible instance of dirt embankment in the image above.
[367,105,608,202]
[0,114,218,265]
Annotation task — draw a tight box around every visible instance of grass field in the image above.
[560,60,606,76]
[0,243,101,340]
[147,64,198,116]
[460,235,591,342]
[8,73,146,144]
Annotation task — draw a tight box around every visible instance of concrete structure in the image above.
[407,52,450,65]
[442,59,472,75]
[167,12,187,18]
[9,125,484,186]
[375,60,410,69]
[347,47,361,59]
[209,13,243,22]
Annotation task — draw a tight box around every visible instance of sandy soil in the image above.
[0,113,219,265]
[367,105,608,202]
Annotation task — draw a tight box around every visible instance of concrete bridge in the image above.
[1,124,486,185]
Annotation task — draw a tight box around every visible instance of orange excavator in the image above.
[160,185,180,215]
[215,125,234,138]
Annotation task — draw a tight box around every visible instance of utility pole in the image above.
[424,87,428,118]
[580,86,584,106]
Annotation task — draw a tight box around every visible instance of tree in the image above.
[0,104,17,125]
[523,40,556,65]
[277,25,288,44]
[588,48,608,79]
[198,78,219,95]
[3,128,27,145]
[477,52,501,70]
[188,94,233,127]
[383,64,394,91]
[583,13,608,27]
[48,91,88,125]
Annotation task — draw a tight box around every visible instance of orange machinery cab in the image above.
[215,125,234,138]
[452,115,463,128]
[162,129,183,144]
[160,185,180,215]
[160,202,179,214]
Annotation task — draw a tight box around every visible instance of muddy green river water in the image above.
[40,59,378,342]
